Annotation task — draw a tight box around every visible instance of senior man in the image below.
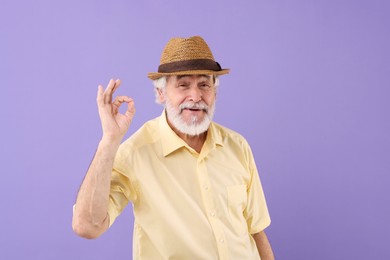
[73,36,274,259]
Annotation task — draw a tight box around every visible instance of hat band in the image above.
[158,59,222,73]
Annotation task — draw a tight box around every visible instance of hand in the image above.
[96,79,135,142]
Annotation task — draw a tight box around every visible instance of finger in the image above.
[112,96,132,109]
[112,96,131,114]
[110,79,122,103]
[103,79,116,104]
[97,85,104,105]
[109,79,122,104]
[112,95,124,114]
[125,99,136,119]
[112,79,121,94]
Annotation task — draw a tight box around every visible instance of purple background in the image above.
[1,0,389,259]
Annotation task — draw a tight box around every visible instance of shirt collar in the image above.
[159,110,224,157]
[159,110,187,157]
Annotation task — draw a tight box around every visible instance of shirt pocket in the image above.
[227,184,248,236]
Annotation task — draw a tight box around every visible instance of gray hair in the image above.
[153,75,220,104]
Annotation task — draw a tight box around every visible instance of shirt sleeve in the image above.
[243,142,271,234]
[107,143,138,227]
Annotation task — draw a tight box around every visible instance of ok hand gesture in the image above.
[97,79,135,142]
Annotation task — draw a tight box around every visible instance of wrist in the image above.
[99,135,122,151]
[100,135,122,148]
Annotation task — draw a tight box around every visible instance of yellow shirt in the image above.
[109,111,271,260]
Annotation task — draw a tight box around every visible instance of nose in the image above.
[188,86,202,102]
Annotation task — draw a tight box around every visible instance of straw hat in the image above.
[147,36,230,80]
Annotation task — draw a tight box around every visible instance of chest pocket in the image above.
[227,184,248,236]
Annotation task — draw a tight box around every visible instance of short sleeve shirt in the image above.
[108,111,271,260]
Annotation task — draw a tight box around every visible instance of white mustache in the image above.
[179,102,208,112]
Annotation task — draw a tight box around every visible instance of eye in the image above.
[177,82,189,88]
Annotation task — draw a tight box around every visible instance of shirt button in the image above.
[204,185,209,190]
[220,239,225,243]
[210,211,216,217]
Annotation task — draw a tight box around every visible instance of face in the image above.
[159,75,217,136]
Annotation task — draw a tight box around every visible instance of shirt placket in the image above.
[197,157,229,260]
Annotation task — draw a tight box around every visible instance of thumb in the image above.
[125,100,136,119]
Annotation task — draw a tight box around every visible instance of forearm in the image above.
[72,137,120,238]
[252,231,275,260]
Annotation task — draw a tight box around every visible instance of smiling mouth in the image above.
[179,101,209,113]
[182,108,206,113]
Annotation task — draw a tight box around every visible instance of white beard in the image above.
[165,99,215,136]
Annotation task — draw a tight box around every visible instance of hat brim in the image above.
[147,69,230,80]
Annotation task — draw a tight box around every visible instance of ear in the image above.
[157,88,166,103]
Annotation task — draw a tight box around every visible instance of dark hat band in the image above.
[158,59,222,73]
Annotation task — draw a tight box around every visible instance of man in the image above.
[73,36,274,259]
